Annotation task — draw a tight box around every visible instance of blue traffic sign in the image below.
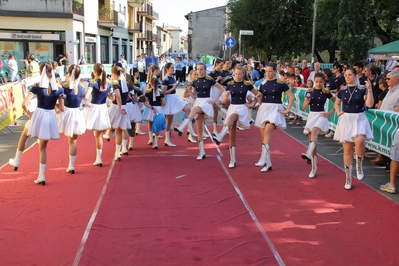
[225,37,236,48]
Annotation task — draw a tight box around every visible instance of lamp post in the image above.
[311,0,317,64]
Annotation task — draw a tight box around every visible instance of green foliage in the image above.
[227,0,313,60]
[228,0,399,62]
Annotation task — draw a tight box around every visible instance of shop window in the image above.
[0,41,25,71]
[100,36,109,64]
[28,42,53,63]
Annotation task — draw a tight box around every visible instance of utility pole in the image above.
[311,0,317,64]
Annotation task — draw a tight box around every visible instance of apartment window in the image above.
[163,34,165,42]
[119,4,121,13]
[124,6,126,15]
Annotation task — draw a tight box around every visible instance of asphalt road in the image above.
[1,84,397,203]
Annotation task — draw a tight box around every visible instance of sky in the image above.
[152,0,228,34]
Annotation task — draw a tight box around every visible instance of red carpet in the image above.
[1,123,399,265]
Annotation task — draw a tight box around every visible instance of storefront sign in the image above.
[0,32,59,40]
[85,36,97,43]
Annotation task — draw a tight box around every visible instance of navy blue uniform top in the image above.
[220,70,233,86]
[306,88,333,112]
[259,79,289,104]
[126,83,136,104]
[226,80,254,104]
[337,85,367,113]
[112,80,128,105]
[62,83,86,108]
[162,76,177,95]
[335,74,346,89]
[209,69,223,81]
[30,85,63,110]
[192,76,217,98]
[88,78,111,104]
[145,88,164,106]
[325,77,336,91]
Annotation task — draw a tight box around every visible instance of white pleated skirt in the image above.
[84,103,110,131]
[143,106,164,122]
[28,108,60,140]
[333,112,373,143]
[226,104,250,129]
[57,106,86,137]
[108,104,131,130]
[163,94,188,115]
[303,111,329,134]
[193,97,214,117]
[125,102,142,123]
[255,103,286,129]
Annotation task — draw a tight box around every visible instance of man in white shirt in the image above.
[379,71,399,194]
[133,55,146,81]
[119,54,127,69]
[7,54,18,82]
[308,62,321,83]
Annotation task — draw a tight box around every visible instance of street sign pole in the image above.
[239,30,254,57]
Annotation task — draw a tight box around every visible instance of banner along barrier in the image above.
[283,87,399,157]
[0,64,114,131]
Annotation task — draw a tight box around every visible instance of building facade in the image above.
[0,0,165,69]
[166,26,186,54]
[185,6,227,59]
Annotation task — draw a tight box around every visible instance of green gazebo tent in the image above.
[368,40,399,60]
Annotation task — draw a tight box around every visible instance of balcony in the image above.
[137,3,159,20]
[128,0,144,8]
[98,4,121,28]
[128,22,142,33]
[72,0,84,16]
[0,0,84,19]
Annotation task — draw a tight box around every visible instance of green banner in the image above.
[284,87,399,156]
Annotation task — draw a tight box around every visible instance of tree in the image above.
[227,0,313,60]
[336,0,374,62]
[370,0,399,44]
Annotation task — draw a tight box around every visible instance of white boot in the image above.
[197,140,206,160]
[255,144,268,167]
[9,149,23,171]
[301,142,315,161]
[188,133,197,143]
[187,121,198,137]
[121,139,128,155]
[34,163,46,185]
[93,149,102,167]
[164,131,176,147]
[129,136,135,150]
[356,155,364,180]
[213,125,229,145]
[344,165,353,190]
[153,135,158,149]
[309,156,317,178]
[261,145,272,172]
[135,122,145,135]
[213,122,218,136]
[148,131,153,146]
[115,145,121,161]
[173,118,190,136]
[229,146,236,168]
[66,155,76,174]
[103,129,111,141]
